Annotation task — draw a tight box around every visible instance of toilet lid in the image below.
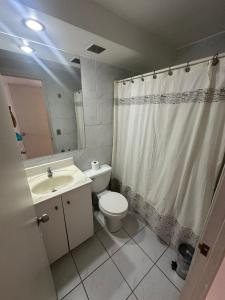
[99,192,128,215]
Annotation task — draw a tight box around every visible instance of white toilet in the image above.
[84,164,128,232]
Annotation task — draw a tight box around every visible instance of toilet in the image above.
[84,164,128,232]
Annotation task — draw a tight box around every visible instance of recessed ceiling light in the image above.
[19,45,34,54]
[24,19,45,32]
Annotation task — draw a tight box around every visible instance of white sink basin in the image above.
[26,158,92,202]
[32,174,74,195]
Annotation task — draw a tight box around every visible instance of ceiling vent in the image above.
[71,57,80,64]
[86,44,106,54]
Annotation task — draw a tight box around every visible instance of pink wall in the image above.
[206,255,225,300]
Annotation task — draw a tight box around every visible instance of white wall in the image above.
[24,57,130,171]
[175,31,225,64]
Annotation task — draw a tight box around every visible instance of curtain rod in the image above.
[115,52,225,84]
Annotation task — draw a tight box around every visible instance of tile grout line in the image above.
[155,264,182,293]
[73,248,111,282]
[122,224,182,293]
[95,232,138,300]
[95,228,132,255]
[69,251,90,300]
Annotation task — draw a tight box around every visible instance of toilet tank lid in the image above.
[84,164,112,179]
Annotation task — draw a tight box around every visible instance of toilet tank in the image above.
[84,164,112,193]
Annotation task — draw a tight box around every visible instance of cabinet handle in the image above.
[36,214,50,226]
[54,206,58,210]
[67,200,70,205]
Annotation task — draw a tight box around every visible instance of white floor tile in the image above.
[133,227,168,262]
[51,253,80,299]
[63,283,88,300]
[156,247,185,291]
[122,212,146,237]
[71,236,109,280]
[83,259,132,300]
[134,266,180,300]
[112,239,153,290]
[127,293,137,300]
[96,227,130,256]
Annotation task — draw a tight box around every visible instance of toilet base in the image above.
[105,217,122,232]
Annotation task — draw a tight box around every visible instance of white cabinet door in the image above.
[35,196,69,264]
[62,184,94,250]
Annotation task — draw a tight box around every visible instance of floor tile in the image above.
[122,212,145,237]
[134,266,180,300]
[84,259,132,300]
[96,227,130,256]
[112,239,153,290]
[133,227,168,262]
[71,235,109,280]
[63,283,88,300]
[51,253,80,299]
[156,247,185,291]
[127,293,138,300]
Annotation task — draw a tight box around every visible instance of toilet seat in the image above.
[99,191,128,216]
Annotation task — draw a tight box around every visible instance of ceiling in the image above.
[1,0,224,74]
[94,0,225,47]
[0,1,149,72]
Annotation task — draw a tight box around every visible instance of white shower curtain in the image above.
[74,90,85,149]
[112,58,225,248]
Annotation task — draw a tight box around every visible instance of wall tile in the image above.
[98,100,113,124]
[83,101,98,125]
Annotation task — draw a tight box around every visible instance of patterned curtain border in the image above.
[115,88,225,105]
[111,178,199,249]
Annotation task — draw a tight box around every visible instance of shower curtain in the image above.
[74,90,85,149]
[112,58,225,248]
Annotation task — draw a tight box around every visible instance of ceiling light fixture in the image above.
[24,19,45,32]
[19,45,34,54]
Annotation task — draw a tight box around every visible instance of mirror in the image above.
[0,35,85,160]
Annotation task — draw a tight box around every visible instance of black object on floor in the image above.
[172,243,195,280]
[171,260,177,271]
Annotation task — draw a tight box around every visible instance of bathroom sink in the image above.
[31,174,74,195]
[26,158,91,201]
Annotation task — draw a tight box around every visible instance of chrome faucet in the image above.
[47,167,53,178]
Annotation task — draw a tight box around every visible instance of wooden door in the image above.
[8,82,53,158]
[0,80,56,299]
[35,196,69,264]
[62,184,93,250]
[181,165,225,300]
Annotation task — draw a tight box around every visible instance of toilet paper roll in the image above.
[91,160,100,170]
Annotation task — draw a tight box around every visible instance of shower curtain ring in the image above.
[141,76,144,82]
[131,78,134,83]
[212,53,219,66]
[185,62,191,72]
[123,80,126,85]
[168,66,173,76]
[153,70,157,79]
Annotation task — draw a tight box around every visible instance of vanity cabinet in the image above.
[35,195,68,264]
[62,184,94,250]
[35,183,93,264]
